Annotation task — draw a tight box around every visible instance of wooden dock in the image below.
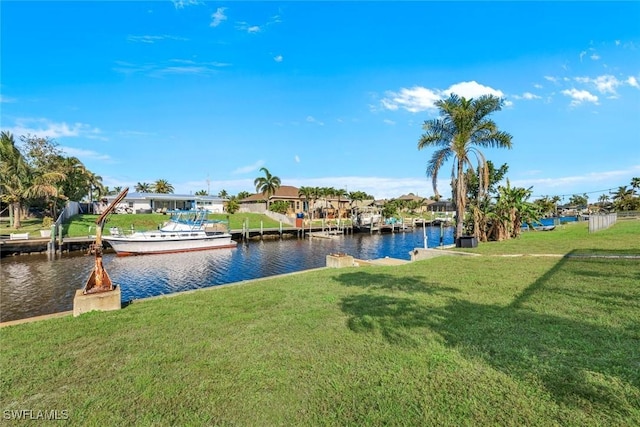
[1,217,448,257]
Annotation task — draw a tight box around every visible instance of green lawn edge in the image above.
[1,220,639,425]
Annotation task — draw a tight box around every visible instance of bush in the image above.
[42,216,54,228]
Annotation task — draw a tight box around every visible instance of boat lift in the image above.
[83,187,129,294]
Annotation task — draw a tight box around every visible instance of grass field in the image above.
[1,220,638,425]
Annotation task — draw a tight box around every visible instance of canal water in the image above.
[0,227,454,322]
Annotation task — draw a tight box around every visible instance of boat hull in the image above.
[104,234,237,256]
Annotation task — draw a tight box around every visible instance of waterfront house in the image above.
[101,193,226,214]
[239,185,351,218]
[239,186,304,215]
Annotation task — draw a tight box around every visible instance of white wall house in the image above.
[101,193,226,214]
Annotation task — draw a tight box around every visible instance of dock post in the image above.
[260,220,263,239]
[279,221,282,238]
[47,224,56,256]
[423,221,428,249]
[57,223,63,253]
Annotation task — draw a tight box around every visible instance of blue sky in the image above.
[2,1,639,202]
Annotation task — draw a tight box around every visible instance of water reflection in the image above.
[0,227,454,322]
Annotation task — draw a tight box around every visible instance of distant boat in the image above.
[104,210,237,256]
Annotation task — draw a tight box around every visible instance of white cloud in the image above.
[114,59,229,77]
[533,83,543,89]
[627,76,639,88]
[381,86,441,113]
[7,118,103,140]
[544,76,558,83]
[579,51,587,62]
[172,0,202,9]
[561,88,599,106]
[127,34,188,43]
[383,119,396,125]
[61,146,112,162]
[576,74,621,95]
[210,7,227,27]
[444,81,504,99]
[0,94,16,103]
[380,81,505,113]
[294,155,300,163]
[306,116,324,126]
[273,55,283,62]
[513,92,541,100]
[232,160,265,175]
[590,54,600,61]
[235,21,261,33]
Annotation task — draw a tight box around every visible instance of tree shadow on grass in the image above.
[336,271,461,295]
[334,251,640,418]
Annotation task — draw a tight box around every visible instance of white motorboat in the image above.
[104,210,237,256]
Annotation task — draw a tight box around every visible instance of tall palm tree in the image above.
[0,131,30,228]
[153,179,174,194]
[631,177,640,196]
[253,167,281,210]
[418,94,513,241]
[218,189,229,198]
[85,171,104,213]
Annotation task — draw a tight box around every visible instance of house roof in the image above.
[397,193,426,202]
[241,185,301,202]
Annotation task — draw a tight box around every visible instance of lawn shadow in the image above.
[334,252,640,418]
[336,271,460,295]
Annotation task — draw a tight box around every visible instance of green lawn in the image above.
[1,220,639,425]
[0,217,47,238]
[460,219,640,255]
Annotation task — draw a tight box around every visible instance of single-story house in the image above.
[101,192,226,214]
[240,186,305,215]
[240,185,351,218]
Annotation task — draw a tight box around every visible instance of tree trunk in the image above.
[11,202,21,228]
[455,162,466,239]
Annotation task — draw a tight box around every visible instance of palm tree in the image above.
[253,167,281,210]
[298,186,315,218]
[0,131,30,228]
[611,186,635,211]
[598,194,611,211]
[194,189,208,196]
[135,182,152,192]
[631,177,640,196]
[334,188,348,219]
[153,179,174,194]
[218,189,229,198]
[85,171,104,213]
[418,94,513,242]
[321,187,336,218]
[236,191,251,200]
